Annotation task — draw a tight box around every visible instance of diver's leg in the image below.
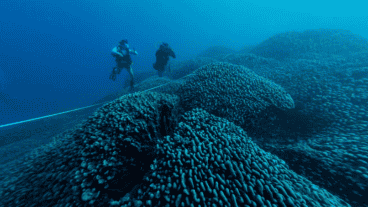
[167,63,171,73]
[116,67,122,74]
[128,65,134,88]
[158,70,163,77]
[109,72,116,81]
[110,67,117,81]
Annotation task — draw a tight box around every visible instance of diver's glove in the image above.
[133,48,138,55]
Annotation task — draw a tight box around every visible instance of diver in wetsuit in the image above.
[110,39,138,90]
[153,42,176,77]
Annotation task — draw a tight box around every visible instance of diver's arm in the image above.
[129,49,138,55]
[169,49,176,58]
[112,47,125,58]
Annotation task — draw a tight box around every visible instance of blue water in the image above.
[1,0,367,125]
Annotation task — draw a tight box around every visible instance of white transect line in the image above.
[0,103,104,128]
[0,74,194,129]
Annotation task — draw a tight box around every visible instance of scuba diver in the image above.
[153,42,176,77]
[110,39,138,90]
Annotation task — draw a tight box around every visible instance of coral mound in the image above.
[251,29,368,60]
[197,45,236,59]
[177,62,294,127]
[0,92,180,206]
[169,57,218,80]
[121,108,349,207]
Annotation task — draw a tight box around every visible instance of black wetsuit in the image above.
[153,46,176,77]
[115,46,132,69]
